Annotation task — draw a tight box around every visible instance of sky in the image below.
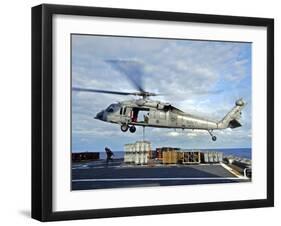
[71,34,252,152]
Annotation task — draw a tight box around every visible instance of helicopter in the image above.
[73,60,246,141]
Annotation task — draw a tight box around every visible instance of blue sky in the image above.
[72,34,252,152]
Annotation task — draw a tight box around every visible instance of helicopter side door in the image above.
[119,106,132,124]
[147,110,169,127]
[131,107,150,124]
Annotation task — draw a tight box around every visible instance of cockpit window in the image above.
[106,104,119,113]
[107,108,114,113]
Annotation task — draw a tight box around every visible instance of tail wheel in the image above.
[208,129,217,141]
[129,126,136,133]
[121,124,128,132]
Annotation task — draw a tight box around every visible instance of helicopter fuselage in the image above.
[94,99,245,141]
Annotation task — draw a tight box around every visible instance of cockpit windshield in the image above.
[106,104,119,113]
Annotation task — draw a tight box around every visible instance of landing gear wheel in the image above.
[208,129,217,141]
[129,126,136,133]
[120,124,128,132]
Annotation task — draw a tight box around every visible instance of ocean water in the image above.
[216,148,251,159]
[99,148,251,160]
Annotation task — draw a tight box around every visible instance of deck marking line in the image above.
[72,177,249,182]
[220,163,245,179]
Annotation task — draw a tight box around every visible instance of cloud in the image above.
[167,131,180,137]
[71,35,252,151]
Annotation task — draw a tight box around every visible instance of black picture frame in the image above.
[32,4,274,222]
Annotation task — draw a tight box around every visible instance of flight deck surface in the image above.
[72,159,250,190]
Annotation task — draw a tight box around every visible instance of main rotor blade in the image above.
[106,59,145,93]
[72,87,134,96]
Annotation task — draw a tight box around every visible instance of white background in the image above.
[0,0,279,225]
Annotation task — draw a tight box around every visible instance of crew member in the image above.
[144,113,149,123]
[105,146,114,165]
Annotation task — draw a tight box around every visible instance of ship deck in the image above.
[72,159,250,190]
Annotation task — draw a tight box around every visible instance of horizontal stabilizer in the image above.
[228,119,242,129]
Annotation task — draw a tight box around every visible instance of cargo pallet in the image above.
[178,151,201,164]
[162,151,178,164]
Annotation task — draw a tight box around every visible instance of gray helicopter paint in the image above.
[95,98,245,132]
